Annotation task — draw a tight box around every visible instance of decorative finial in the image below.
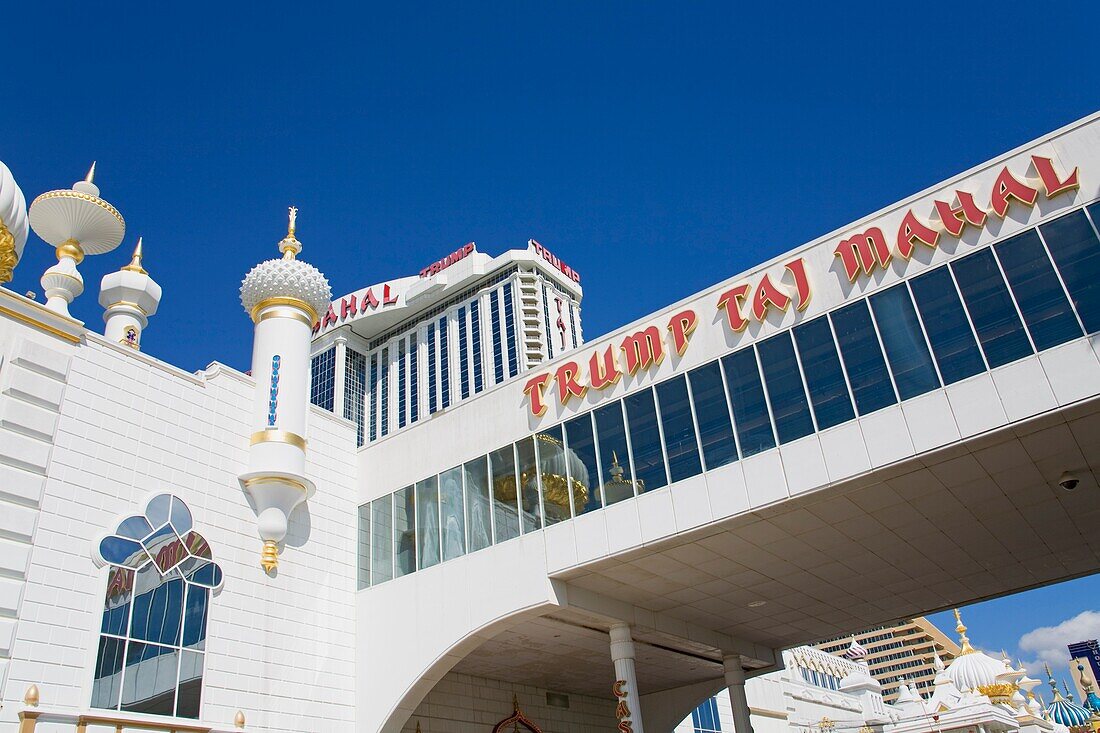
[1080,662,1095,693]
[954,609,974,655]
[261,540,278,572]
[513,693,520,711]
[85,161,96,184]
[121,237,147,274]
[234,710,246,728]
[23,683,39,707]
[415,723,422,733]
[278,206,302,260]
[1065,680,1075,702]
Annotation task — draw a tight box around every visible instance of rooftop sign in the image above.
[522,156,1080,418]
[530,239,581,284]
[420,242,476,278]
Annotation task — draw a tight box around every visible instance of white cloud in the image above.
[1018,610,1100,679]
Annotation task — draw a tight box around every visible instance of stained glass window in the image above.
[92,495,222,719]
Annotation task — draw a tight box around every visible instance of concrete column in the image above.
[333,336,348,418]
[724,655,755,733]
[610,623,645,733]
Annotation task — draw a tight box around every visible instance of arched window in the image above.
[90,494,223,719]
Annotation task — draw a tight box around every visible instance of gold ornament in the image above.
[0,218,16,284]
[261,540,279,572]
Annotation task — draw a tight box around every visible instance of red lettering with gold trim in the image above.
[717,284,751,332]
[1032,155,1079,198]
[990,166,1039,217]
[589,346,622,390]
[555,361,586,405]
[834,227,891,281]
[667,310,698,357]
[524,374,551,417]
[896,209,940,259]
[751,273,791,321]
[621,327,664,374]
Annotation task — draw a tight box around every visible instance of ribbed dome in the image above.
[1047,698,1092,727]
[945,650,1006,692]
[0,160,29,261]
[240,257,332,319]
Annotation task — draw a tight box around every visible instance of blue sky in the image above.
[4,3,1098,668]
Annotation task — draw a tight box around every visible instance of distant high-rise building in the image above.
[816,617,962,702]
[1069,640,1100,701]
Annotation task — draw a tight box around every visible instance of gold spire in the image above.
[85,161,96,184]
[121,237,147,274]
[1080,662,1095,693]
[279,206,302,260]
[954,608,974,655]
[1048,663,1066,701]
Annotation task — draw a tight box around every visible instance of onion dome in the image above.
[1076,662,1100,715]
[844,636,868,662]
[944,608,1007,694]
[523,433,590,520]
[1045,664,1092,728]
[240,207,331,323]
[0,159,29,284]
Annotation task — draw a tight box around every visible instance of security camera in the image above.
[1059,471,1080,491]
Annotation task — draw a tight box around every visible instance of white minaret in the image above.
[28,163,126,316]
[0,160,29,285]
[99,237,162,349]
[238,207,331,572]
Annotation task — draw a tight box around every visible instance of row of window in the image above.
[800,667,843,691]
[314,281,537,446]
[358,202,1100,588]
[691,697,723,733]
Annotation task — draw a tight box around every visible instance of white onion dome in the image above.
[240,207,331,322]
[29,163,125,256]
[0,159,29,277]
[1043,665,1092,727]
[945,609,1007,693]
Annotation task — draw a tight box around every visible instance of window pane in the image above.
[910,266,985,384]
[357,504,370,589]
[757,332,814,443]
[181,584,208,652]
[564,414,602,514]
[722,348,775,456]
[491,290,505,383]
[995,229,1081,350]
[490,445,520,542]
[380,347,390,436]
[428,322,438,413]
[464,457,493,552]
[130,565,183,646]
[416,477,440,570]
[869,285,940,400]
[102,567,133,636]
[397,339,407,428]
[656,376,703,482]
[440,467,466,561]
[471,300,484,393]
[370,498,393,584]
[92,636,126,710]
[458,306,471,399]
[951,248,1032,368]
[176,650,204,719]
[793,317,854,430]
[393,486,416,577]
[1043,208,1100,333]
[535,425,572,525]
[504,283,519,377]
[625,388,668,492]
[439,316,451,408]
[516,437,542,533]
[595,402,636,505]
[121,642,178,715]
[831,300,896,415]
[409,332,419,423]
[687,362,737,470]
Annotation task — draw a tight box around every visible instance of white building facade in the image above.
[0,112,1098,733]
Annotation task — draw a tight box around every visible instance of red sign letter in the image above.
[896,209,940,259]
[524,374,552,417]
[717,284,751,332]
[933,191,987,238]
[340,295,358,320]
[621,326,664,374]
[555,361,587,405]
[785,258,811,311]
[589,346,622,390]
[1032,155,1079,198]
[751,273,791,322]
[990,166,1039,217]
[834,227,890,281]
[667,310,698,357]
